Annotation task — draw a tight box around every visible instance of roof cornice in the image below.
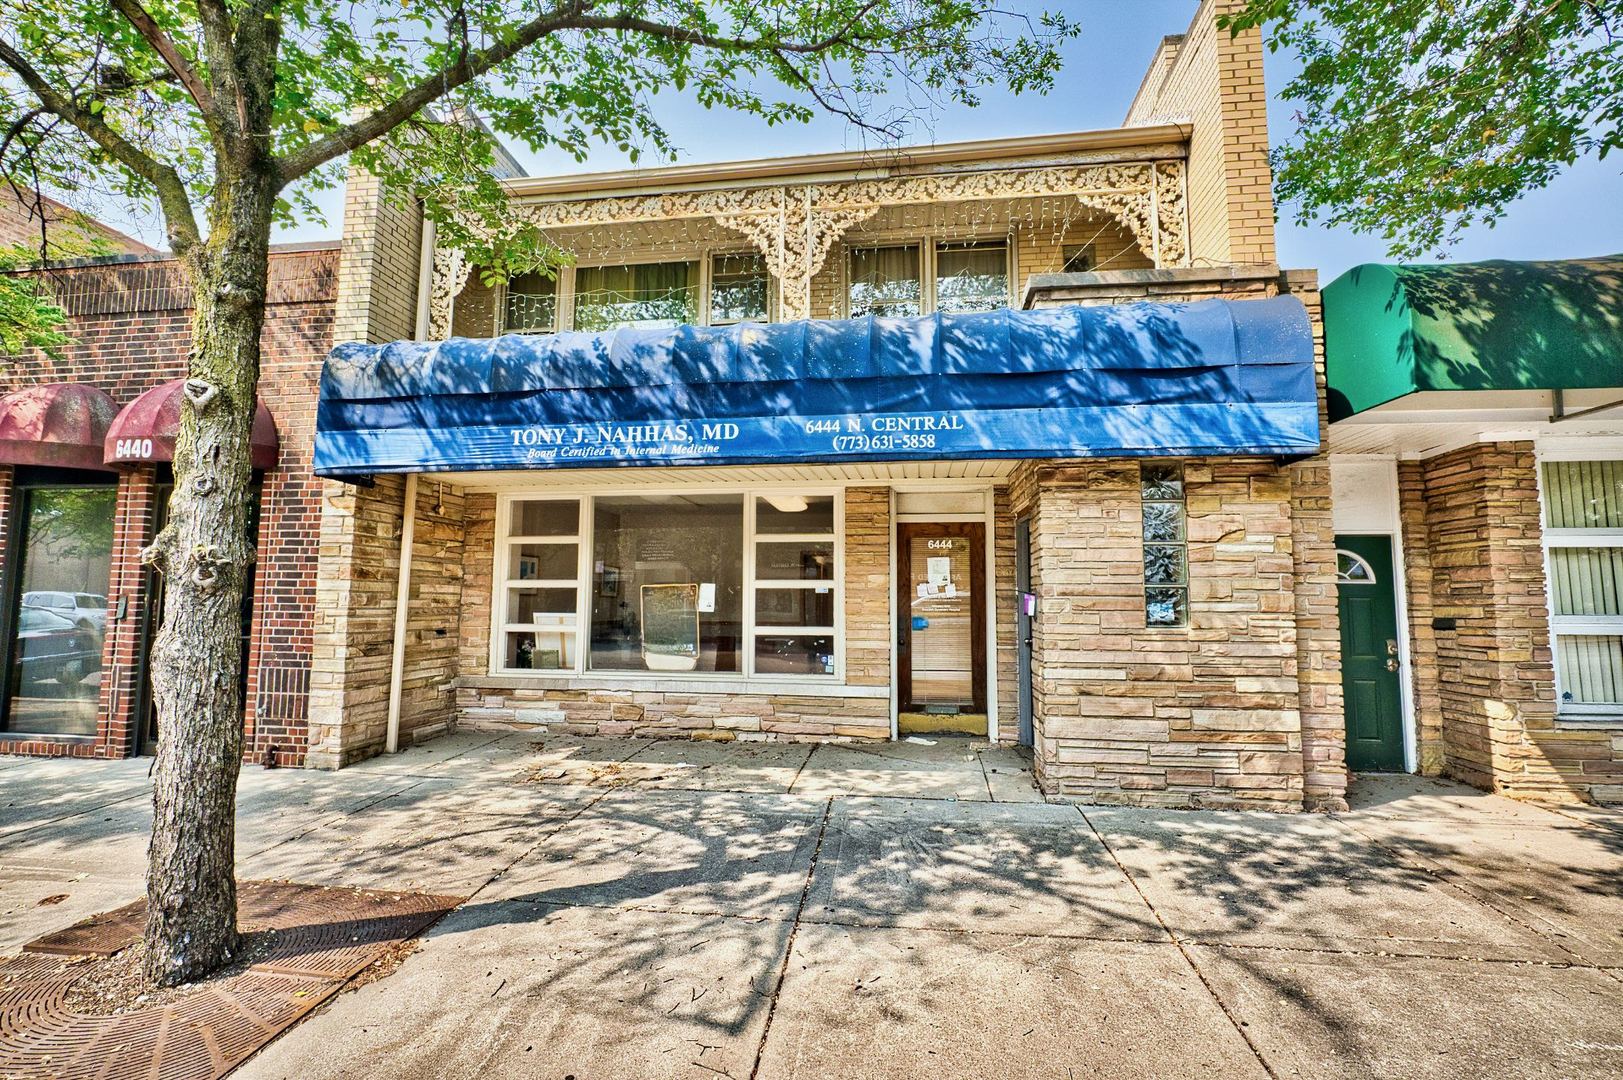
[501,124,1192,200]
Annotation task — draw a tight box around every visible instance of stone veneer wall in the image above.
[451,486,895,742]
[1018,265,1343,810]
[1012,459,1323,810]
[1398,443,1623,804]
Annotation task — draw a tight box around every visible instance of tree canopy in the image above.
[2,0,1076,268]
[1225,0,1623,257]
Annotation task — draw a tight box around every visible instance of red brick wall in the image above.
[0,247,336,764]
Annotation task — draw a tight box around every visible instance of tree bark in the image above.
[141,165,276,987]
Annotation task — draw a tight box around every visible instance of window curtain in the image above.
[935,242,1008,314]
[849,245,921,317]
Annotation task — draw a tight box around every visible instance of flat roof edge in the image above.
[502,124,1193,198]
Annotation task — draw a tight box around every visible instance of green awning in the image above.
[1324,255,1623,421]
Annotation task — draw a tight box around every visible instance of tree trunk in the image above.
[141,167,276,987]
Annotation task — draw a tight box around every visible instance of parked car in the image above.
[21,591,108,634]
[11,606,100,686]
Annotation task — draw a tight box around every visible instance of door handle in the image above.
[1385,658,1400,672]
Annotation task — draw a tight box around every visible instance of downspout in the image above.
[385,472,418,754]
[413,213,437,339]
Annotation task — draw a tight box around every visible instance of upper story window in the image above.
[709,252,770,324]
[849,244,923,318]
[935,241,1009,314]
[574,260,699,331]
[1062,244,1096,273]
[504,271,558,333]
[1541,458,1623,715]
[848,239,1011,318]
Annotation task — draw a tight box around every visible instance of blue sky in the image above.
[202,1,1623,280]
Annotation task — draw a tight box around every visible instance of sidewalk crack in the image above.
[1077,806,1281,1080]
[747,796,832,1080]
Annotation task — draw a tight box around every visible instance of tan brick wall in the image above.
[843,488,892,687]
[1399,443,1623,804]
[334,165,423,345]
[1017,266,1339,809]
[1124,0,1276,267]
[993,486,1019,742]
[1014,459,1307,810]
[1279,273,1346,810]
[1397,462,1446,773]
[308,475,406,768]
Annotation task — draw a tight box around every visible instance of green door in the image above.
[1336,535,1406,772]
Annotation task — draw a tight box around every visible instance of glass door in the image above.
[897,522,986,735]
[1,475,117,737]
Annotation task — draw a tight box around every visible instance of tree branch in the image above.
[277,4,886,183]
[0,39,202,250]
[107,0,218,118]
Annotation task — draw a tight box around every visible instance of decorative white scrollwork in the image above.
[426,159,1189,338]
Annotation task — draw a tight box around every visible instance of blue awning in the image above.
[312,296,1320,476]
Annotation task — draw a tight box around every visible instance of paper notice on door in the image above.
[943,583,958,598]
[927,556,952,588]
[698,583,716,612]
[917,582,933,599]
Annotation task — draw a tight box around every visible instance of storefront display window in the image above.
[493,491,840,678]
[3,482,115,736]
[1542,458,1623,713]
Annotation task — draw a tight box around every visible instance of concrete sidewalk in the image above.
[1,734,1619,1079]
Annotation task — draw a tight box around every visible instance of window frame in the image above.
[497,245,774,335]
[490,487,845,682]
[843,235,1014,318]
[1537,450,1623,719]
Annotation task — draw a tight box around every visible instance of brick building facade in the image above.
[8,0,1610,811]
[0,246,336,764]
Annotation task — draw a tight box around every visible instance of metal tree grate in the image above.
[0,880,462,1080]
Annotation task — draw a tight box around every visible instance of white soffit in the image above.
[436,458,1020,491]
[1329,388,1623,459]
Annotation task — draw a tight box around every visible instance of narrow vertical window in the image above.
[1542,459,1623,713]
[499,498,582,671]
[1141,462,1188,627]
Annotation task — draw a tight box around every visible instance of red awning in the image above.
[0,383,118,471]
[105,379,279,470]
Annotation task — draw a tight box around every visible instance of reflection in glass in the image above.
[934,241,1008,314]
[508,543,578,582]
[1145,588,1188,628]
[504,271,558,332]
[755,588,835,628]
[574,261,699,330]
[590,494,743,672]
[756,494,834,534]
[511,499,578,537]
[755,634,836,675]
[710,253,769,324]
[756,542,834,581]
[848,245,922,318]
[5,485,115,735]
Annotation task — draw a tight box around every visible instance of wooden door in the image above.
[897,522,986,732]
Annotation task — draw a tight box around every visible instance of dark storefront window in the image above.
[2,479,115,736]
[590,494,744,673]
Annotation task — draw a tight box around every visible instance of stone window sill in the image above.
[458,673,890,699]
